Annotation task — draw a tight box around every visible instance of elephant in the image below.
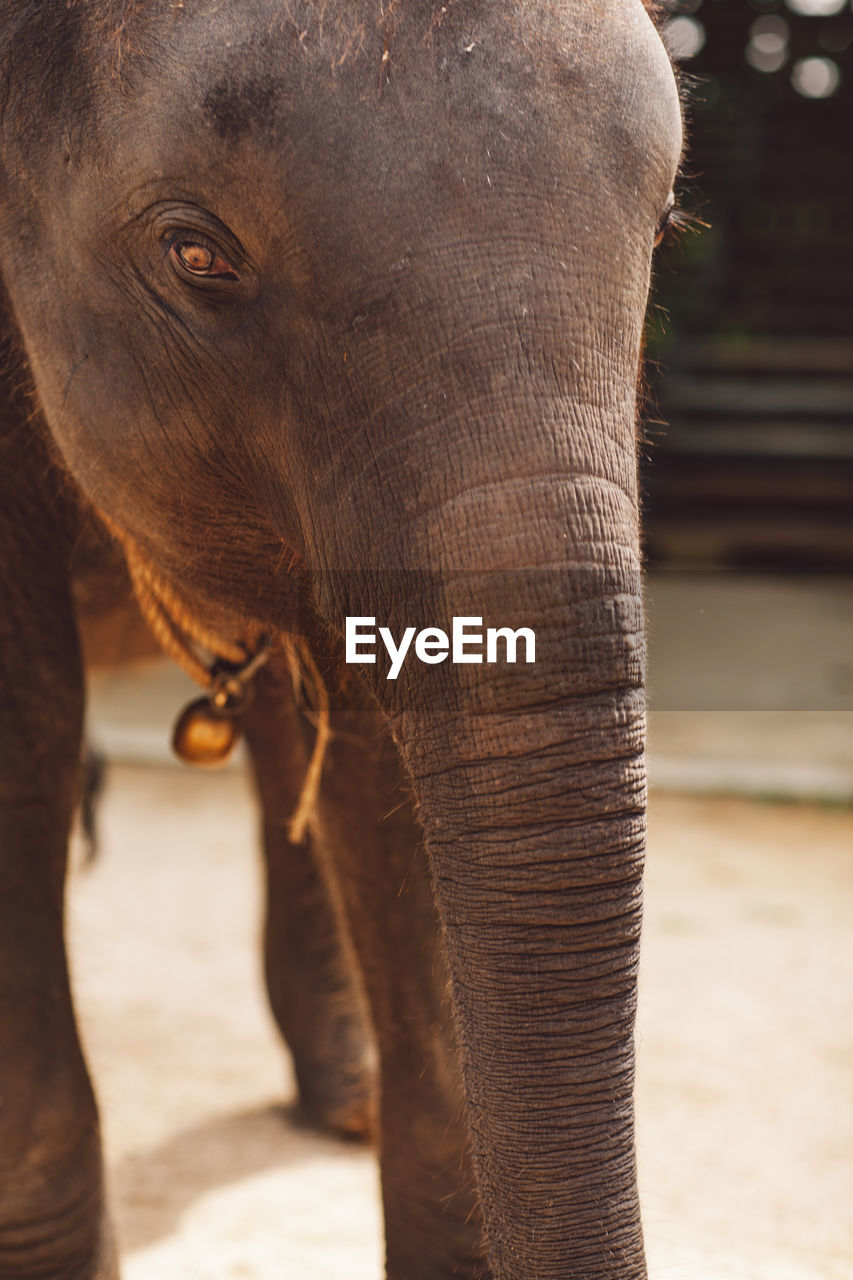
[0,1,683,1277]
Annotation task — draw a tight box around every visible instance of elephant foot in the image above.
[0,1173,116,1280]
[0,1073,116,1280]
[294,1059,378,1142]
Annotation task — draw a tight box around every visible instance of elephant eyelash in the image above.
[655,201,704,249]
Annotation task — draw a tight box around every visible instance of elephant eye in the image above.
[654,193,676,248]
[170,239,238,281]
[654,193,701,249]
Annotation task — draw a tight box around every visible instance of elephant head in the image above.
[0,0,682,1275]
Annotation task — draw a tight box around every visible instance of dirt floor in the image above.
[66,764,853,1280]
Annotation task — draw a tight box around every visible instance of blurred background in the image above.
[70,5,853,1278]
[642,0,853,800]
[647,0,852,575]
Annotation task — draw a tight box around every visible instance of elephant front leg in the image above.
[0,807,117,1280]
[304,684,491,1280]
[0,432,115,1278]
[243,665,377,1140]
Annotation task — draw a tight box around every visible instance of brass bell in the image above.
[172,697,242,767]
[169,637,270,768]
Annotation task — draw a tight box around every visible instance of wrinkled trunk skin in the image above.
[407,604,645,1277]
[396,573,644,1276]
[323,445,649,1277]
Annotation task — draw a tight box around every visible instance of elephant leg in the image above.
[243,664,377,1140]
[0,429,115,1278]
[306,683,490,1280]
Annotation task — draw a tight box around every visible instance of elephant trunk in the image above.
[365,477,648,1278]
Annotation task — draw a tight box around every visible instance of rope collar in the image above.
[105,520,327,843]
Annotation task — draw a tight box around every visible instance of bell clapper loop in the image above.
[208,637,272,718]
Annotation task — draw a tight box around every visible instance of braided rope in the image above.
[100,516,330,843]
[127,554,249,670]
[123,552,217,688]
[282,636,331,844]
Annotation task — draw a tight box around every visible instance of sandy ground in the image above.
[64,761,853,1280]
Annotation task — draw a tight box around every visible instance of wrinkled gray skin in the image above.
[0,0,682,1276]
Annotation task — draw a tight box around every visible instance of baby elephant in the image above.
[0,0,682,1275]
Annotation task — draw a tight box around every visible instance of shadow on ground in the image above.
[113,1103,370,1254]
